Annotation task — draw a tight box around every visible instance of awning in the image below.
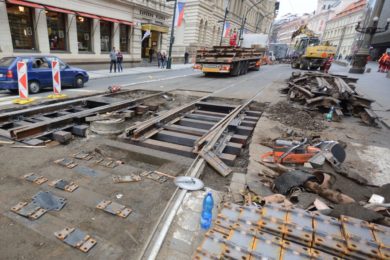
[7,0,44,9]
[141,24,169,33]
[46,6,75,15]
[100,17,120,23]
[77,11,100,20]
[120,20,134,26]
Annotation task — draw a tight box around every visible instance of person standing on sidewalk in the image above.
[116,50,123,72]
[157,51,162,68]
[184,51,189,64]
[109,47,117,73]
[161,51,167,68]
[149,48,155,63]
[322,54,334,74]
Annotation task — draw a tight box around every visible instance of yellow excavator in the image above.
[290,25,336,70]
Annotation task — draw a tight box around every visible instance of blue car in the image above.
[0,56,89,94]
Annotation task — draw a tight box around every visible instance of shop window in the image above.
[100,21,112,52]
[120,24,130,53]
[6,4,36,50]
[47,11,67,51]
[77,16,92,52]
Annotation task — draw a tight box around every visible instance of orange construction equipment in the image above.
[261,139,321,164]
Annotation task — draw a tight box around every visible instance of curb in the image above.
[89,65,194,80]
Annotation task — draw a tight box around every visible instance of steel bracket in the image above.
[11,201,47,220]
[112,174,141,183]
[31,191,67,211]
[23,173,48,185]
[96,200,132,218]
[49,179,79,192]
[54,227,97,253]
[55,158,78,168]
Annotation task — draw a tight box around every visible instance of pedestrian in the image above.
[378,52,388,72]
[184,51,189,64]
[109,47,117,73]
[116,50,123,72]
[161,51,167,68]
[157,51,162,68]
[149,48,154,63]
[322,54,334,74]
[384,51,390,73]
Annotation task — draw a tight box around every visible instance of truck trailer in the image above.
[194,46,262,76]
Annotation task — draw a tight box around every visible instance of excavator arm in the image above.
[291,25,315,40]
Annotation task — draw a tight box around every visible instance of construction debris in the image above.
[54,227,97,253]
[282,72,379,126]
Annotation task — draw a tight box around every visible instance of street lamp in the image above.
[166,0,177,69]
[349,0,390,74]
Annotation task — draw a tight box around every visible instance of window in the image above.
[0,57,16,67]
[77,16,92,52]
[100,21,112,52]
[47,11,67,51]
[119,24,130,52]
[32,58,49,69]
[7,4,36,50]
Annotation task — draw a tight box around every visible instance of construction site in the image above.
[0,61,389,260]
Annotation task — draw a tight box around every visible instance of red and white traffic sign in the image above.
[17,61,29,99]
[51,59,62,94]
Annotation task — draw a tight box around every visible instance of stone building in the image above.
[0,0,171,68]
[371,0,390,59]
[171,0,276,60]
[322,0,366,59]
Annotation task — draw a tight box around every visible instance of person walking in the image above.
[149,48,155,63]
[116,50,123,72]
[378,52,388,72]
[109,47,117,73]
[184,51,189,64]
[321,54,334,73]
[157,51,162,68]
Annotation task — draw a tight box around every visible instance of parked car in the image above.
[0,56,89,94]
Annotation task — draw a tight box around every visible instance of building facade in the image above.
[0,0,171,67]
[371,0,390,59]
[171,0,276,60]
[322,0,366,59]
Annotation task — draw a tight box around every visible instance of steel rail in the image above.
[9,91,169,141]
[139,85,266,260]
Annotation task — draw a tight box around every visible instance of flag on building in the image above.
[141,30,151,42]
[175,0,186,27]
[223,22,231,38]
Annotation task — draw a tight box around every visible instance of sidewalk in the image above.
[329,61,390,128]
[88,64,194,80]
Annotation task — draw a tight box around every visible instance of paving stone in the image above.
[52,131,72,144]
[231,172,247,185]
[24,138,45,146]
[71,125,89,137]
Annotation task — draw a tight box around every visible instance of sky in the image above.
[276,0,318,18]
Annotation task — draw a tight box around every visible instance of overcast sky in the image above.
[277,0,318,18]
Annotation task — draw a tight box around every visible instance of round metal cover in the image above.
[174,176,204,191]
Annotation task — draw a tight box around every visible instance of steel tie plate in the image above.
[31,191,66,211]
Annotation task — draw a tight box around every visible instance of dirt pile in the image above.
[267,101,326,131]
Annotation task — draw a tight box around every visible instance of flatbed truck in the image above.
[194,46,262,76]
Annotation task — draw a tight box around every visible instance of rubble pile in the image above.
[281,71,379,126]
[268,101,326,131]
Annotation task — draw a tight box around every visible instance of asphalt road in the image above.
[0,64,291,107]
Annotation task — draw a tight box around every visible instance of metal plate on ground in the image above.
[55,227,97,253]
[55,158,78,168]
[23,173,48,185]
[31,191,66,211]
[174,176,204,190]
[49,179,79,192]
[11,201,47,220]
[96,200,132,218]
